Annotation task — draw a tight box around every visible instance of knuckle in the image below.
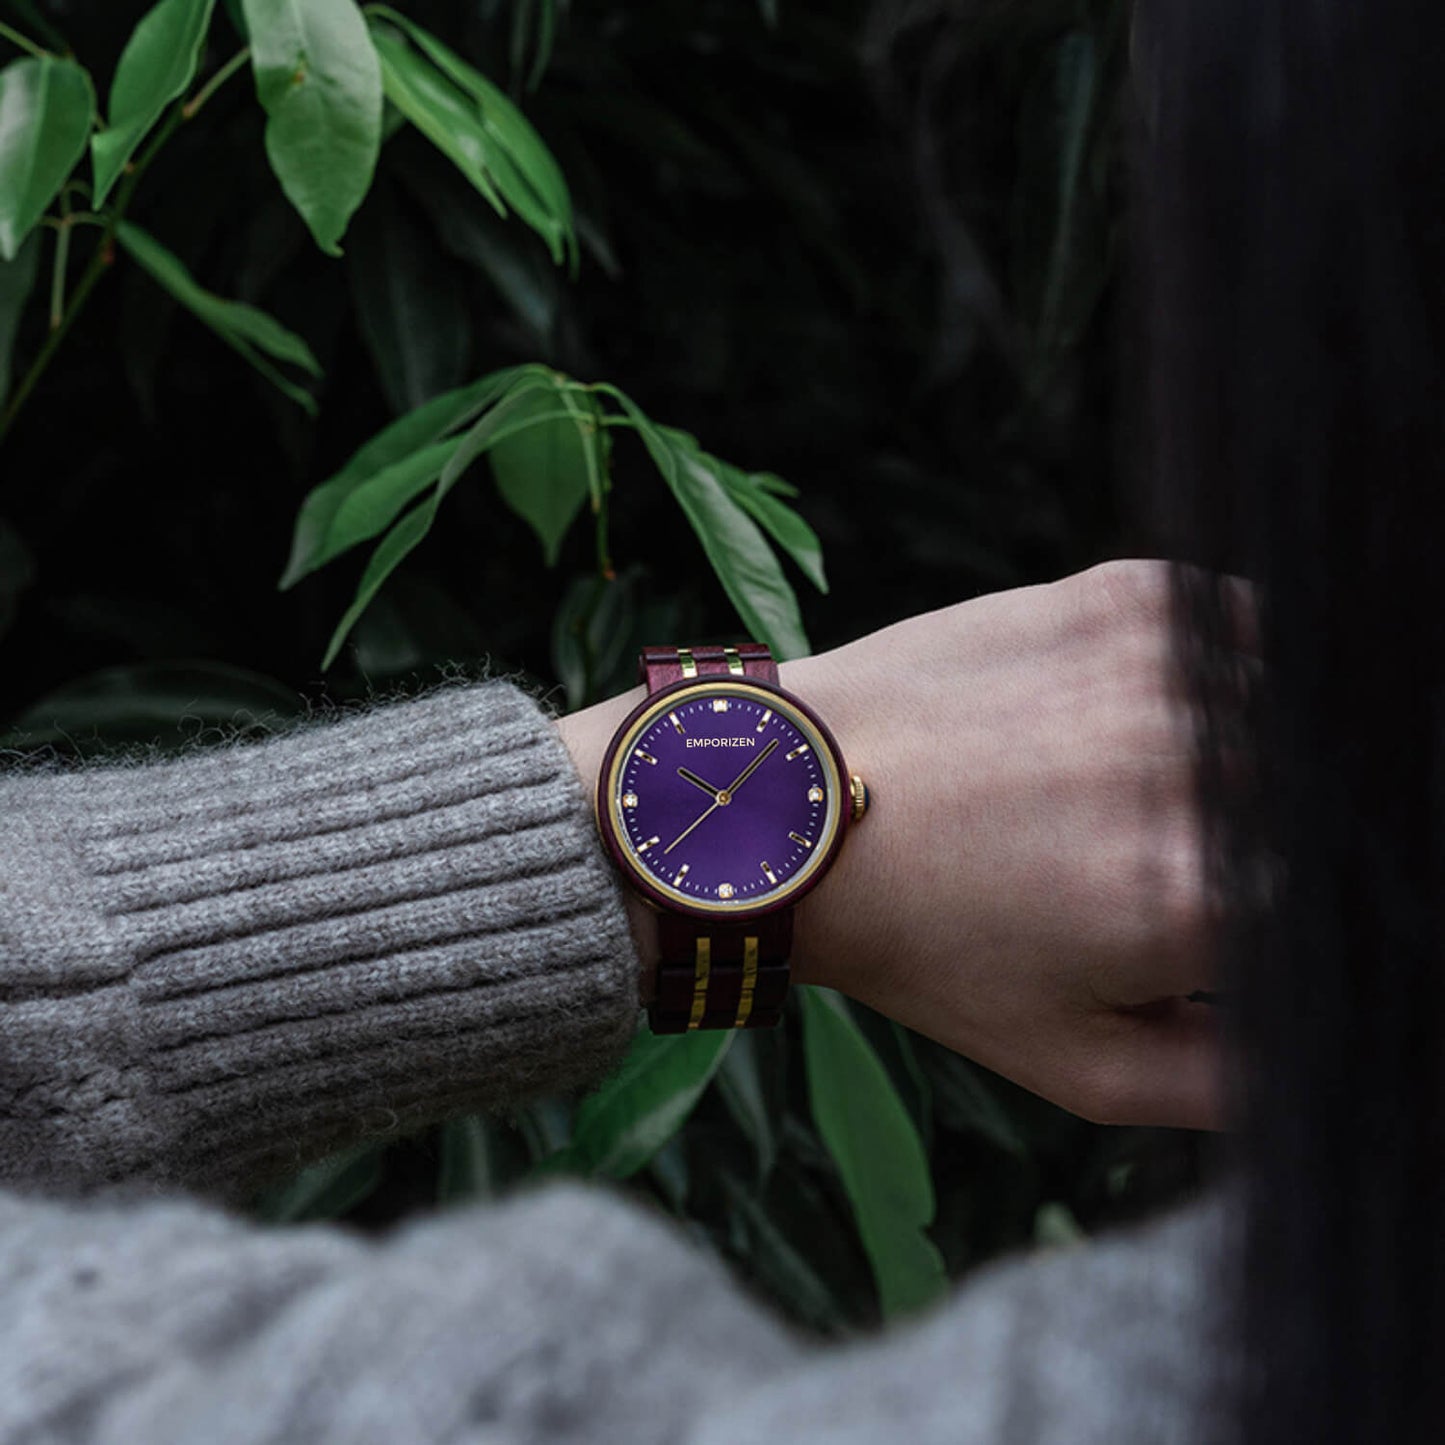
[1077,558,1173,635]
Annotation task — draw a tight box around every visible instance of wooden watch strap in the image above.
[639,643,778,690]
[649,909,794,1033]
[640,643,790,1033]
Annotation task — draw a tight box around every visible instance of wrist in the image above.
[554,684,660,998]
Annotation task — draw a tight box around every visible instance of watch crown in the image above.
[850,774,869,822]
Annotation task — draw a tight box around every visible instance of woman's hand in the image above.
[787,559,1229,1131]
[559,560,1236,1132]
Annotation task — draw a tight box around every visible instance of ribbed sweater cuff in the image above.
[0,682,640,1197]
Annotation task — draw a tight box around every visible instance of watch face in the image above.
[600,678,848,916]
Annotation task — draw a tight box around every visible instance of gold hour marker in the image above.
[785,744,811,761]
[668,711,684,733]
[635,748,658,766]
[712,698,731,712]
[638,835,660,853]
[789,831,812,849]
[673,863,690,886]
[717,882,735,899]
[761,861,777,884]
[807,785,824,803]
[622,792,639,809]
[756,708,773,732]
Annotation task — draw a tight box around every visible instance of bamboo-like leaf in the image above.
[318,369,586,666]
[0,229,40,403]
[488,379,601,565]
[241,0,382,255]
[437,1115,526,1205]
[321,495,436,669]
[92,0,215,207]
[800,987,948,1319]
[369,26,505,214]
[539,1027,733,1180]
[715,1028,778,1182]
[281,369,524,588]
[718,463,827,593]
[116,220,320,412]
[368,10,573,267]
[0,55,95,261]
[603,389,810,659]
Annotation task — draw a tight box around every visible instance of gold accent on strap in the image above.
[677,647,698,679]
[734,935,759,1028]
[724,646,745,676]
[687,937,712,1029]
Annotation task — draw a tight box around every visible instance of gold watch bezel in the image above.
[597,676,850,918]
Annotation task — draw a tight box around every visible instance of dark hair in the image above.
[1138,0,1445,1438]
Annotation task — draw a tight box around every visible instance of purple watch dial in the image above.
[611,687,839,911]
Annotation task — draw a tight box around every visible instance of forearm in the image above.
[0,681,641,1199]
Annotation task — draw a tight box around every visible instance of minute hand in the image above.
[723,737,780,795]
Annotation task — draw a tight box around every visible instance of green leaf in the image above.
[251,1142,385,1223]
[435,368,574,489]
[488,379,600,566]
[280,368,524,588]
[318,367,564,667]
[241,0,382,256]
[800,987,948,1319]
[116,220,320,412]
[549,568,639,712]
[542,1027,733,1180]
[320,492,437,670]
[437,1114,526,1204]
[715,1028,778,1182]
[0,55,95,261]
[0,228,39,403]
[369,25,505,213]
[298,440,454,581]
[717,464,827,593]
[368,12,574,267]
[603,389,810,659]
[347,185,471,413]
[1034,1200,1086,1248]
[91,0,215,207]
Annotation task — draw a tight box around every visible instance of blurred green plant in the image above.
[0,0,1201,1335]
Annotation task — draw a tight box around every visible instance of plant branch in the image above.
[0,20,46,57]
[0,100,186,445]
[184,46,249,119]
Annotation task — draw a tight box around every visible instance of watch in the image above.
[596,643,868,1033]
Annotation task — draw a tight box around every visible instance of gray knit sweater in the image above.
[0,681,1228,1444]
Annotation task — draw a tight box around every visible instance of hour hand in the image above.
[676,766,722,800]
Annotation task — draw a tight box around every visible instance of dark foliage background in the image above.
[0,0,1203,1333]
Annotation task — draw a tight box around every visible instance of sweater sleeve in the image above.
[0,680,641,1198]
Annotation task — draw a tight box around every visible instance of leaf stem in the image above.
[49,218,72,331]
[0,101,186,445]
[183,46,250,120]
[0,20,47,57]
